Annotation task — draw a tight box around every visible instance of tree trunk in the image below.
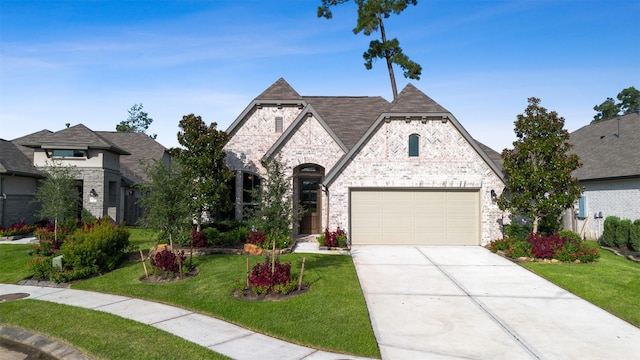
[532,216,540,234]
[378,12,398,100]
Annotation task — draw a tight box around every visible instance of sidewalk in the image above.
[0,283,374,360]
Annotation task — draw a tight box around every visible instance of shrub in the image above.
[558,230,582,243]
[321,227,349,248]
[616,219,632,248]
[28,257,54,280]
[601,216,619,247]
[528,233,568,259]
[503,223,531,241]
[61,220,130,277]
[203,227,221,246]
[487,236,531,258]
[191,229,208,248]
[553,241,600,263]
[248,256,292,294]
[150,248,185,277]
[630,220,640,252]
[222,226,249,246]
[246,230,267,247]
[0,221,37,237]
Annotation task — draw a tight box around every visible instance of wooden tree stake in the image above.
[246,257,250,287]
[297,257,306,291]
[140,249,149,278]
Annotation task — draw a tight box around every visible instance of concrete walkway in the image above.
[0,283,373,360]
[351,246,640,359]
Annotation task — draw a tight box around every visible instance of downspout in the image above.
[322,184,329,231]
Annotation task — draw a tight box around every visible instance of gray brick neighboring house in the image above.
[1,124,170,227]
[224,78,506,246]
[569,113,640,239]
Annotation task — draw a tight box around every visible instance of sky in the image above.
[1,0,639,153]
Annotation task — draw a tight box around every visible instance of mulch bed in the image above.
[232,284,310,302]
[602,246,640,263]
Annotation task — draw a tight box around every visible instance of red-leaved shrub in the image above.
[248,256,291,289]
[150,249,185,275]
[191,229,207,248]
[246,230,267,247]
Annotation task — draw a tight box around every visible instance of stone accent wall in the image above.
[576,178,640,239]
[225,105,303,174]
[225,106,346,225]
[328,119,505,245]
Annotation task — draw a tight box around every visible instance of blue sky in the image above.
[1,0,638,152]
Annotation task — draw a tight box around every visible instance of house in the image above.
[570,112,640,239]
[0,124,170,227]
[223,78,505,246]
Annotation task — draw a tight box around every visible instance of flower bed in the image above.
[487,231,600,263]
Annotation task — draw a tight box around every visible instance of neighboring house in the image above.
[224,78,505,246]
[570,113,640,239]
[0,139,43,226]
[1,124,170,227]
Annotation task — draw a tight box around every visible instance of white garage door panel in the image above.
[351,190,479,245]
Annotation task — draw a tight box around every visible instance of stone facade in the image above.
[224,79,506,245]
[576,178,640,239]
[328,119,504,245]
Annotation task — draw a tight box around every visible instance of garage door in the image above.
[350,189,480,245]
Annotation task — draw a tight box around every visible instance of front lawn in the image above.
[0,300,229,360]
[0,244,33,283]
[74,253,379,358]
[520,245,640,327]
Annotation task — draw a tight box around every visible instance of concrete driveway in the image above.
[351,246,640,359]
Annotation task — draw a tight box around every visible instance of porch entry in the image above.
[295,164,324,234]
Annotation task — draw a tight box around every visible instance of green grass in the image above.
[521,245,640,327]
[127,227,161,251]
[74,253,380,358]
[0,231,380,358]
[0,244,33,283]
[0,300,229,360]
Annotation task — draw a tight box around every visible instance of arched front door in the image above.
[294,164,324,234]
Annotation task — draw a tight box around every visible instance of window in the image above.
[275,117,283,133]
[108,181,117,207]
[409,134,420,157]
[52,149,85,158]
[243,172,262,205]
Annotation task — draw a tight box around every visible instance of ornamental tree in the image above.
[138,159,192,247]
[318,0,422,99]
[170,114,234,231]
[246,155,303,244]
[33,162,79,242]
[497,97,583,234]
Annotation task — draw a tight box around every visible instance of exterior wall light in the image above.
[89,189,98,197]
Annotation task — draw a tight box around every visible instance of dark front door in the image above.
[299,177,321,234]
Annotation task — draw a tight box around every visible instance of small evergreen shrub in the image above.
[601,216,619,247]
[61,220,130,277]
[203,227,221,246]
[616,219,632,248]
[503,223,531,242]
[558,230,582,243]
[487,236,532,258]
[630,220,640,252]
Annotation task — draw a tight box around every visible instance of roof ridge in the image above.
[255,78,302,101]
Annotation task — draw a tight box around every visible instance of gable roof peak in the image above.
[390,83,450,113]
[255,77,302,101]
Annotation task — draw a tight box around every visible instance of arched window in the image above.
[409,134,419,157]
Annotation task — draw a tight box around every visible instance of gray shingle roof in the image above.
[97,132,169,183]
[11,130,54,161]
[570,113,640,180]
[23,124,130,155]
[255,78,303,101]
[304,96,390,150]
[0,139,41,177]
[390,84,450,113]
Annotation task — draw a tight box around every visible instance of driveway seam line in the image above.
[417,247,544,360]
